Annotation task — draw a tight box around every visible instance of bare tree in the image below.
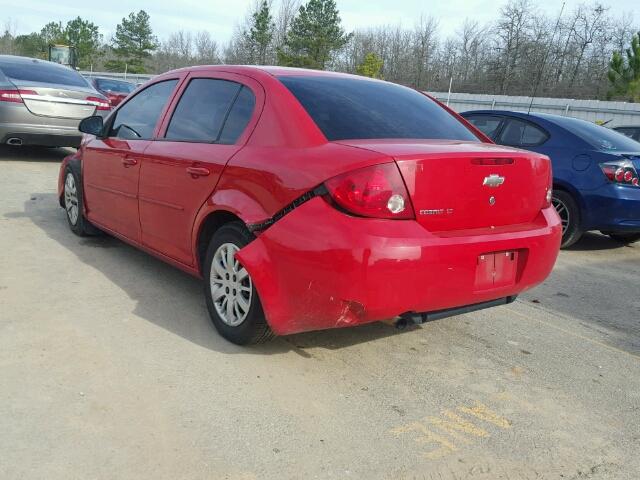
[194,31,220,64]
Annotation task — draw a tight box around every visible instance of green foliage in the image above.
[608,32,640,101]
[14,33,47,58]
[40,22,65,45]
[277,0,351,69]
[109,10,158,73]
[356,52,383,78]
[13,19,100,68]
[248,0,275,64]
[64,17,101,69]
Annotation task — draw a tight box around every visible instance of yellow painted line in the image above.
[457,402,511,429]
[390,421,458,459]
[427,409,489,438]
[505,306,640,361]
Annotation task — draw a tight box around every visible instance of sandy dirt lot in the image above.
[1,146,639,479]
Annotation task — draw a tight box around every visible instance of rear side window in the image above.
[278,76,480,142]
[556,117,640,151]
[0,59,88,87]
[615,128,640,141]
[498,118,548,147]
[166,79,243,142]
[218,87,256,144]
[110,80,178,140]
[96,78,135,94]
[465,115,503,139]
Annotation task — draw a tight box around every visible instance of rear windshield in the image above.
[553,116,640,151]
[96,78,136,94]
[278,76,480,142]
[0,60,88,88]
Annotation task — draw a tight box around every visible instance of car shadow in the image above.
[9,192,412,356]
[566,232,633,251]
[0,145,74,162]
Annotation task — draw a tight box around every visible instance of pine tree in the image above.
[608,32,640,101]
[248,1,275,64]
[277,0,352,69]
[64,17,102,69]
[356,52,383,78]
[106,10,158,73]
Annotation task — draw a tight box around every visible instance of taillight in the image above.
[86,96,111,111]
[105,93,120,106]
[599,160,639,187]
[324,163,415,219]
[0,89,37,103]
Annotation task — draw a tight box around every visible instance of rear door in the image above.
[496,117,549,152]
[139,72,262,265]
[83,79,180,242]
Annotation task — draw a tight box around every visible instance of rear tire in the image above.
[63,167,100,236]
[552,190,582,248]
[607,233,640,245]
[203,222,274,345]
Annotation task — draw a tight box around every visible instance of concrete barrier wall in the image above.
[81,71,155,84]
[81,71,640,127]
[428,91,640,127]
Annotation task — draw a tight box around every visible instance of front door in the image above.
[83,79,180,242]
[139,74,261,265]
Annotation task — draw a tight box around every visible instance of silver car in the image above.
[0,55,110,147]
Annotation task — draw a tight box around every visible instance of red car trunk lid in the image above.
[336,140,550,232]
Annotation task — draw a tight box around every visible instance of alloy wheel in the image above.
[209,243,252,327]
[552,196,569,236]
[64,173,79,226]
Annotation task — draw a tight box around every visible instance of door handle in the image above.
[122,156,137,167]
[186,166,210,177]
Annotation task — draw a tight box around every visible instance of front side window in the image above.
[110,80,178,140]
[466,115,504,139]
[278,76,480,142]
[498,118,549,147]
[165,79,246,143]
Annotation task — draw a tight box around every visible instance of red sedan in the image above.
[58,66,561,345]
[87,77,136,107]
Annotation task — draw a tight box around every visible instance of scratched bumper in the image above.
[236,197,561,336]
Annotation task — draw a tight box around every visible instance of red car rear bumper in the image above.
[237,197,562,336]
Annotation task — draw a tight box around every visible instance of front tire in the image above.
[552,190,582,248]
[607,233,640,245]
[63,167,99,236]
[203,222,273,345]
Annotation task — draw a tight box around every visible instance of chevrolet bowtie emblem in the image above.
[483,174,505,187]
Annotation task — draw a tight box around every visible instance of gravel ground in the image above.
[1,146,639,480]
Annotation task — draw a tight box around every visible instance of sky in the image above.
[1,0,638,45]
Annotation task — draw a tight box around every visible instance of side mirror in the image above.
[79,115,104,136]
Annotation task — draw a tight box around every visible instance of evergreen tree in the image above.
[106,10,158,73]
[64,17,102,69]
[277,0,351,69]
[40,22,65,45]
[248,1,275,64]
[608,32,640,101]
[356,52,383,78]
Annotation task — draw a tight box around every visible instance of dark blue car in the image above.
[462,110,640,247]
